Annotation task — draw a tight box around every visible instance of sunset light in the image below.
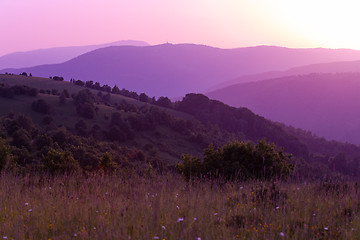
[2,0,360,55]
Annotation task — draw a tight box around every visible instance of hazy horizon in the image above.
[2,0,360,56]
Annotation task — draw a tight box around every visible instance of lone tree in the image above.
[176,139,294,181]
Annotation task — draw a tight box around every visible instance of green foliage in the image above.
[31,99,50,114]
[176,154,203,180]
[99,152,117,173]
[73,89,96,119]
[0,138,10,171]
[177,139,294,180]
[42,148,80,175]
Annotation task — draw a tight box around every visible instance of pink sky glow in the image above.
[1,0,360,56]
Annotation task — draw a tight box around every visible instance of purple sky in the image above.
[1,0,360,56]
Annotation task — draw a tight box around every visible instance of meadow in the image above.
[1,172,359,240]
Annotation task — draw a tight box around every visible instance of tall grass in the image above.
[0,172,359,239]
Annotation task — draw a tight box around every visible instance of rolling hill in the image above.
[209,59,360,91]
[207,72,360,145]
[4,44,360,97]
[1,73,360,178]
[0,40,149,70]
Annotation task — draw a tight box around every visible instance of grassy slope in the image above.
[0,74,199,165]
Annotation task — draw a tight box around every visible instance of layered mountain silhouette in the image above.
[207,72,360,145]
[209,59,360,91]
[4,44,360,97]
[0,40,149,69]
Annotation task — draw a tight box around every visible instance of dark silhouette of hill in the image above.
[0,40,149,69]
[4,44,360,97]
[207,73,360,145]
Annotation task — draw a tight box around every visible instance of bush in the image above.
[42,148,80,175]
[177,139,294,181]
[0,138,11,171]
[76,103,95,119]
[31,99,50,114]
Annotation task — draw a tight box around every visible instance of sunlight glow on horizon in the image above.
[1,0,360,55]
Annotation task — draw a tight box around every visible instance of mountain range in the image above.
[0,40,149,69]
[4,44,360,97]
[207,72,360,144]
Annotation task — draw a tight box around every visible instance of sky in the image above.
[1,0,360,56]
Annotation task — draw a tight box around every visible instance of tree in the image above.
[112,85,120,94]
[155,96,172,108]
[139,93,150,103]
[73,90,96,119]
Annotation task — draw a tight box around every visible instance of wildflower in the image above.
[93,227,96,230]
[240,187,244,190]
[324,227,328,231]
[213,213,218,216]
[74,233,77,237]
[194,217,197,221]
[177,218,184,223]
[276,206,280,210]
[49,223,53,229]
[3,237,7,239]
[176,205,180,210]
[162,225,166,230]
[280,232,285,237]
[28,209,32,212]
[25,203,29,206]
[153,237,159,239]
[196,238,201,240]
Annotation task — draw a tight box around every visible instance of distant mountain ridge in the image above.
[207,72,360,145]
[0,40,149,69]
[209,59,360,91]
[4,44,360,97]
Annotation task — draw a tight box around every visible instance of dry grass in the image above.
[0,173,360,239]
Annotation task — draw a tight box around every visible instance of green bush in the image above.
[0,138,10,171]
[177,139,294,180]
[42,148,80,175]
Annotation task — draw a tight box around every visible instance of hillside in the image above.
[1,74,360,178]
[4,45,360,97]
[211,59,360,90]
[0,40,149,70]
[207,73,360,145]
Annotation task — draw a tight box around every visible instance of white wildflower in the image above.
[177,218,184,223]
[280,232,285,237]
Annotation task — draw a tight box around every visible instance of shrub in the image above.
[31,99,50,114]
[42,148,80,175]
[177,139,294,181]
[0,138,10,171]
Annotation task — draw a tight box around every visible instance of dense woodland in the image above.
[0,73,359,179]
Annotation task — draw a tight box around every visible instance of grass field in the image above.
[1,173,360,239]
